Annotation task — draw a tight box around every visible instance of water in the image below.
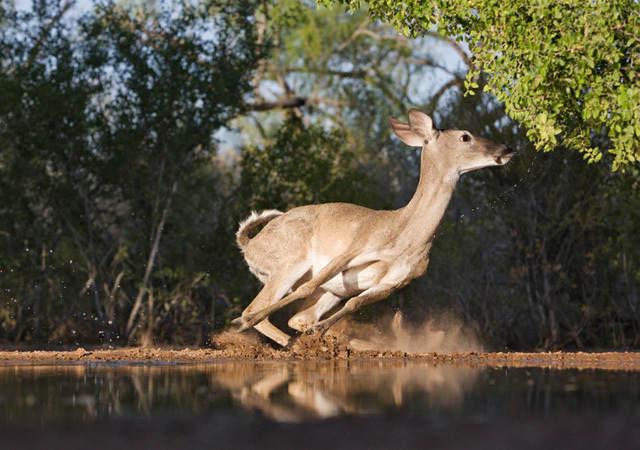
[2,360,640,424]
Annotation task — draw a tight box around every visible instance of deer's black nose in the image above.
[495,146,515,165]
[502,146,514,156]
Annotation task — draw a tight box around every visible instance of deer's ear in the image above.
[389,117,425,147]
[408,109,437,142]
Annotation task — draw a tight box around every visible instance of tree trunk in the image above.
[125,181,178,341]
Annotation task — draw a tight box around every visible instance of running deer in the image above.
[233,109,514,347]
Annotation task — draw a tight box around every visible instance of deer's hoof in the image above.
[287,313,314,332]
[231,316,243,325]
[311,321,330,336]
[231,316,250,332]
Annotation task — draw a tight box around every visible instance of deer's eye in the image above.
[460,134,471,143]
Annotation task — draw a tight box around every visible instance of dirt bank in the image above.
[1,333,639,370]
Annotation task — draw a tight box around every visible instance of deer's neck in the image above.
[398,149,458,245]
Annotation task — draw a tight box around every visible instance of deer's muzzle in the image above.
[495,147,514,165]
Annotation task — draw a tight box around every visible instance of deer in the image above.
[233,109,514,347]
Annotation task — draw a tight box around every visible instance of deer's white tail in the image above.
[236,210,283,250]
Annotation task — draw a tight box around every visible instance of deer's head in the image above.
[389,109,514,175]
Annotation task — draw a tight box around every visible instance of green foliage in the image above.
[240,115,385,211]
[0,0,263,344]
[241,0,437,210]
[411,86,640,349]
[320,0,640,171]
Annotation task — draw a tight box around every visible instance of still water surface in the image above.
[1,360,639,424]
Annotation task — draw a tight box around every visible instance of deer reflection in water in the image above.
[0,361,480,423]
[209,360,481,422]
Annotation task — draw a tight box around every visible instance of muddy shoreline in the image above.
[3,339,640,450]
[1,338,639,370]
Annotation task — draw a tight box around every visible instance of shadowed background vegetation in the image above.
[1,0,639,349]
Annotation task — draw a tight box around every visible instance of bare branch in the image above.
[274,72,306,121]
[250,114,269,141]
[351,27,409,45]
[244,95,353,112]
[278,66,367,79]
[245,96,308,111]
[335,17,370,53]
[25,0,76,68]
[426,77,464,112]
[307,97,352,108]
[106,269,125,317]
[405,57,458,76]
[250,0,270,102]
[424,31,473,69]
[126,180,178,340]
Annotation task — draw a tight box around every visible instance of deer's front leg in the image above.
[288,290,342,332]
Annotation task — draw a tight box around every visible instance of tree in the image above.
[321,0,640,171]
[0,0,263,344]
[239,115,385,211]
[86,0,263,342]
[234,0,475,211]
[0,0,107,342]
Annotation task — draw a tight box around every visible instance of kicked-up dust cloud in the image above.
[339,310,484,354]
[211,309,483,357]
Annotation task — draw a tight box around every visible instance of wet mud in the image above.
[1,332,639,370]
